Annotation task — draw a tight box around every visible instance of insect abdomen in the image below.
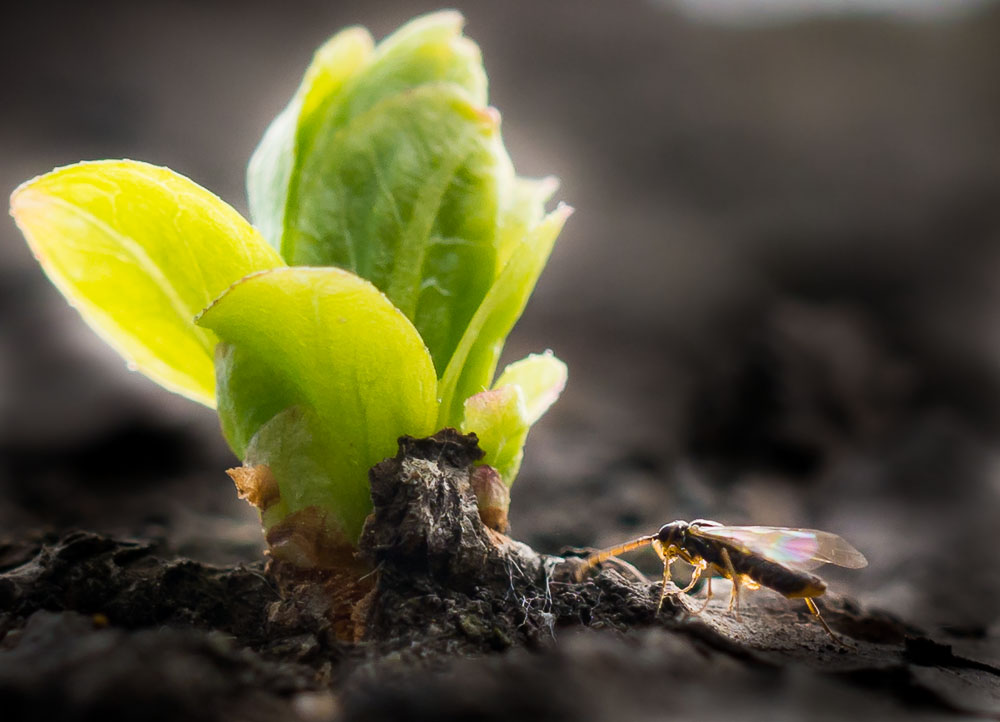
[746,558,826,598]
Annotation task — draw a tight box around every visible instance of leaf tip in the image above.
[9,177,32,211]
[9,180,53,263]
[537,175,561,200]
[480,105,502,128]
[427,8,466,32]
[318,24,375,61]
[9,168,59,222]
[553,202,575,221]
[9,182,35,222]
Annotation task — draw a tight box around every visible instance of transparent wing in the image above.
[692,525,868,570]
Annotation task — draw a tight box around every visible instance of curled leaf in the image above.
[440,204,572,427]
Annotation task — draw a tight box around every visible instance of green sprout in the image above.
[9,12,569,560]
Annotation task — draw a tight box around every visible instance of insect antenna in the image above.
[576,535,657,580]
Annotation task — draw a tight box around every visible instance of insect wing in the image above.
[692,526,868,570]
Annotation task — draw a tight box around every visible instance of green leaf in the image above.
[461,385,526,484]
[247,11,499,376]
[196,266,439,541]
[494,351,568,425]
[247,10,486,256]
[496,176,560,273]
[247,25,374,249]
[461,352,567,485]
[438,204,572,427]
[10,160,284,406]
[243,406,369,539]
[286,85,502,375]
[212,341,298,460]
[329,10,487,124]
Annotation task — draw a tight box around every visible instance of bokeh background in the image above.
[3,0,999,636]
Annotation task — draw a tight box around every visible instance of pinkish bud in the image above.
[470,464,510,533]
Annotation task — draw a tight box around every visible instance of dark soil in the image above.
[2,432,998,721]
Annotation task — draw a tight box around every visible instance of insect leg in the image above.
[656,555,677,614]
[690,575,713,616]
[719,548,742,618]
[804,597,850,647]
[677,559,707,594]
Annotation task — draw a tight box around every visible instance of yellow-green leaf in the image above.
[197,266,439,541]
[10,160,284,406]
[248,11,500,377]
[461,351,567,485]
[494,351,568,425]
[438,204,572,427]
[247,25,374,248]
[462,385,527,484]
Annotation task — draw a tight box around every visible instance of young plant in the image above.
[10,12,569,564]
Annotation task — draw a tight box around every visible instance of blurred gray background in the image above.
[2,0,1000,634]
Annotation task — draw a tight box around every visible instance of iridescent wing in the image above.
[691,525,868,571]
